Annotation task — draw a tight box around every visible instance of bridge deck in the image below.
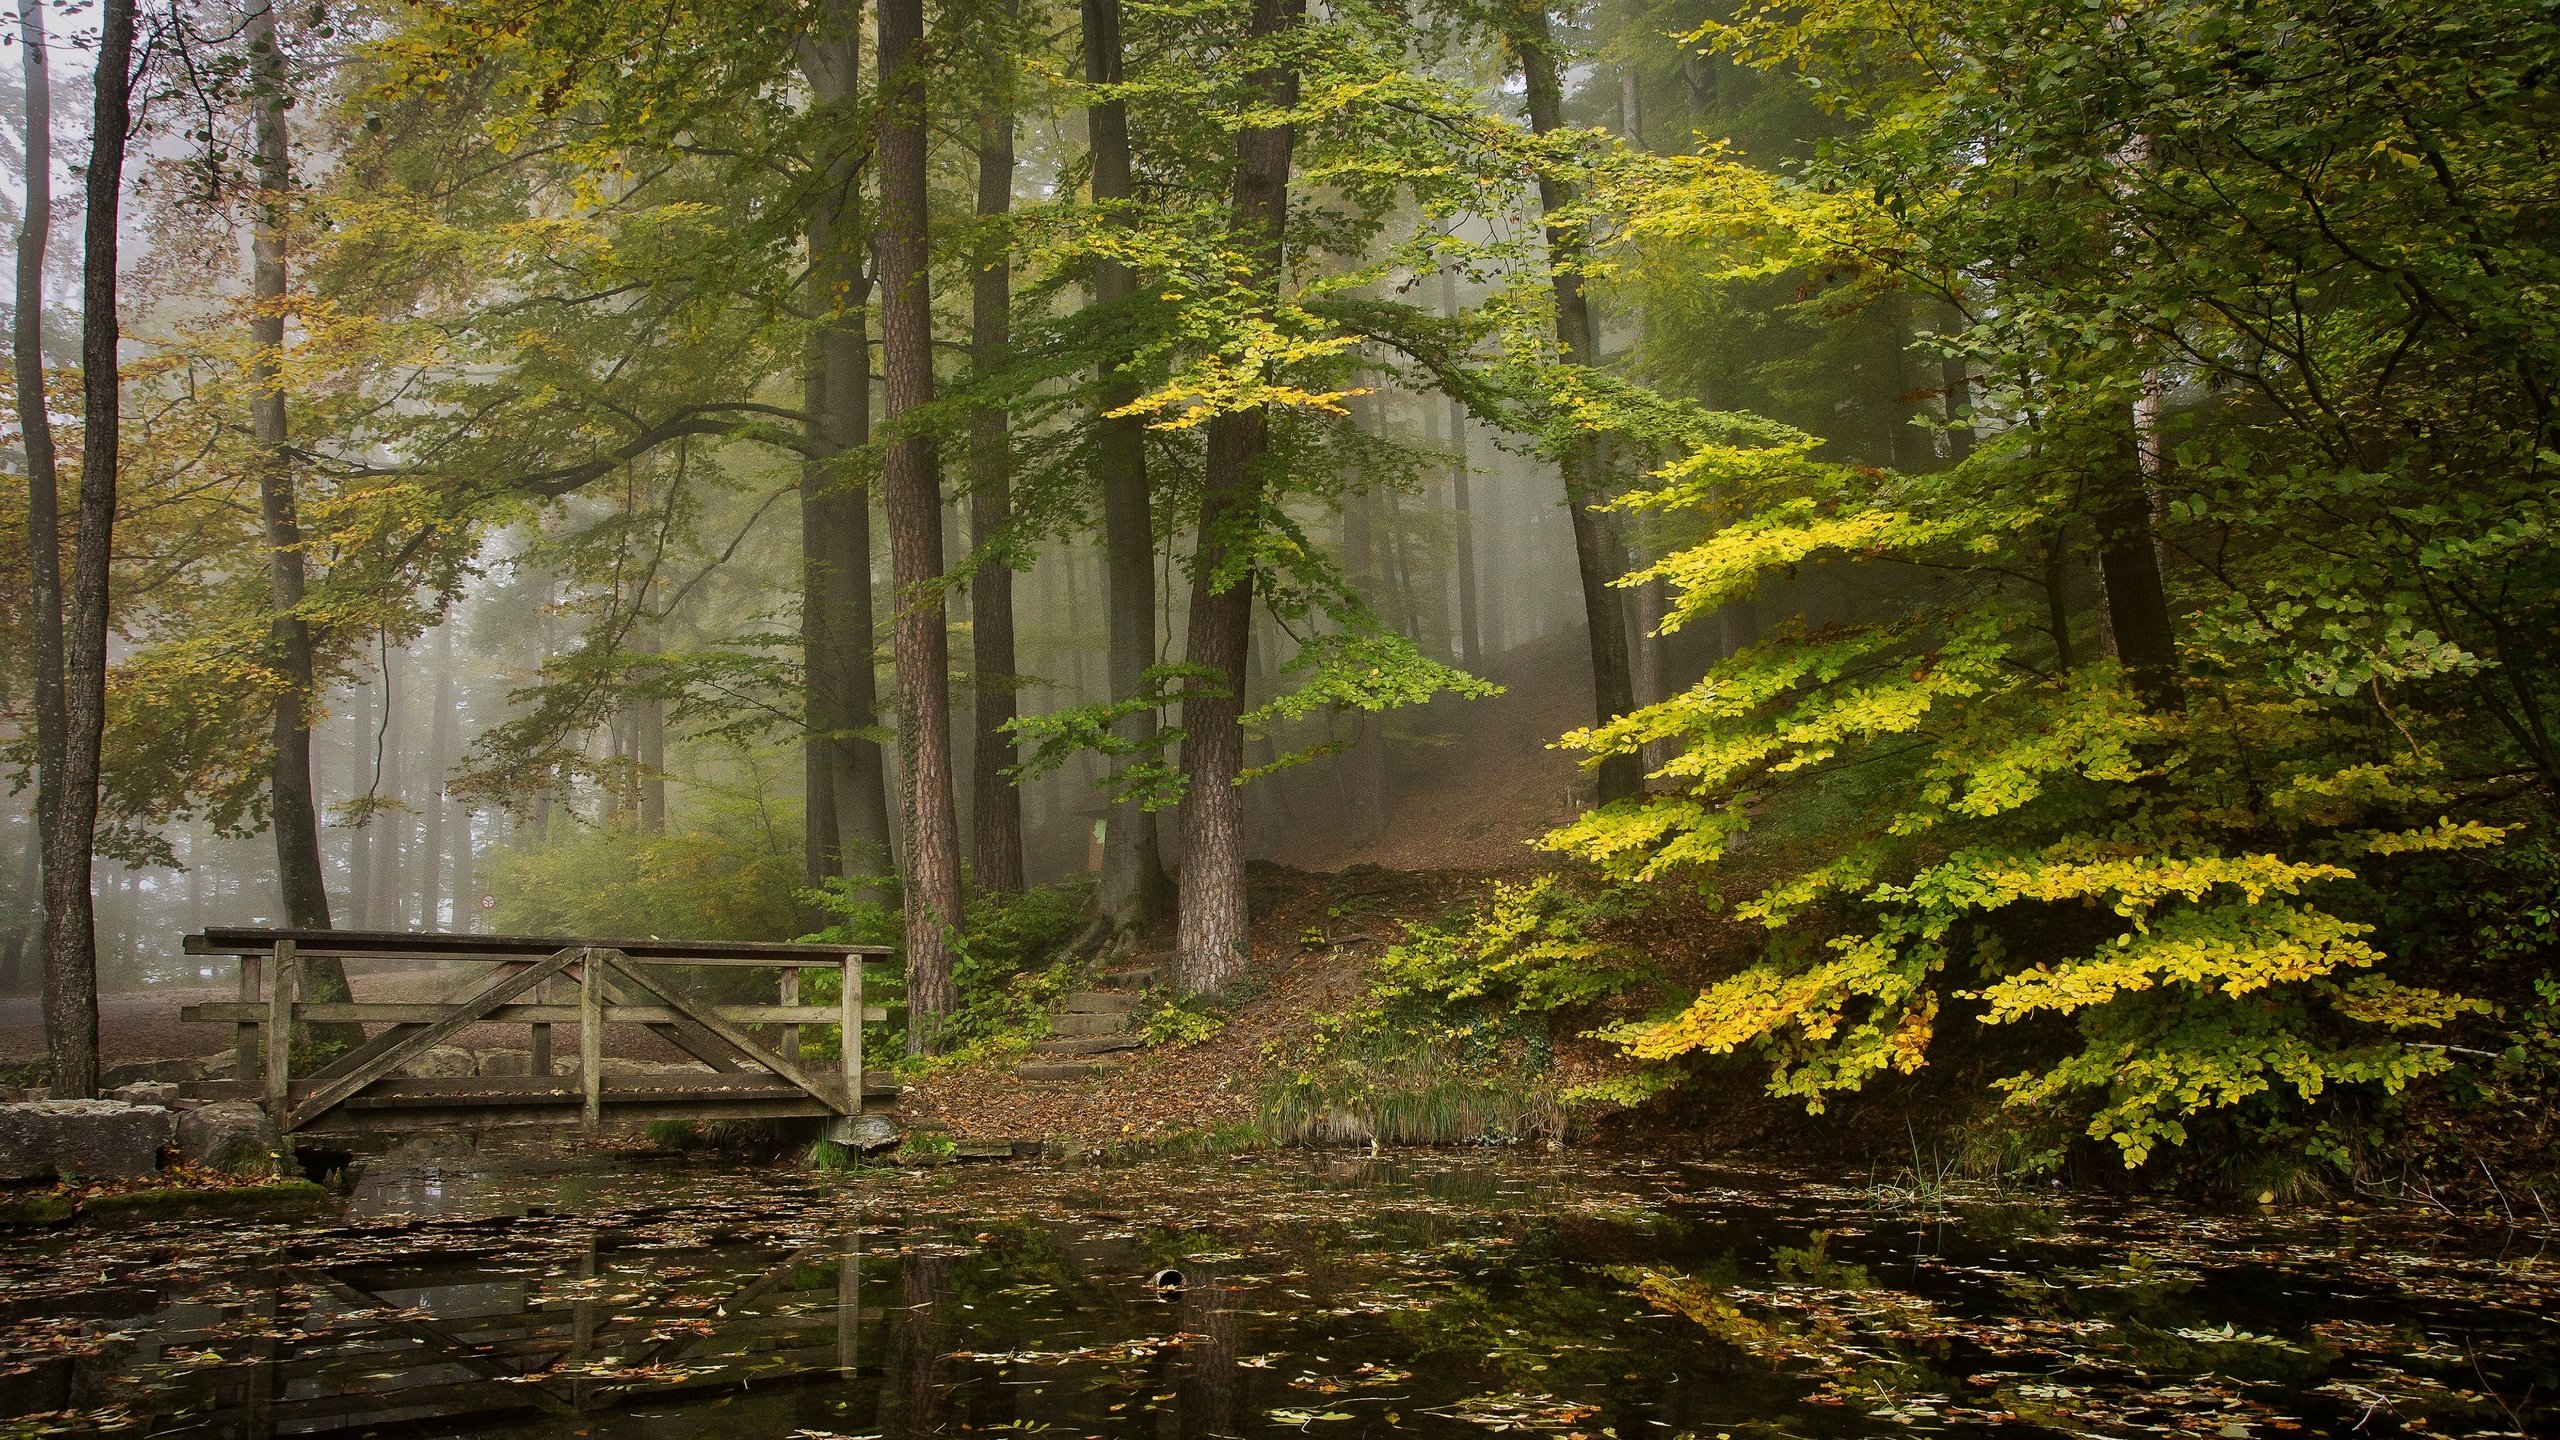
[184,930,894,1138]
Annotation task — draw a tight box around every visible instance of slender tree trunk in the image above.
[421,623,456,922]
[1340,483,1387,847]
[2103,403,2181,713]
[13,0,62,991]
[1513,9,1641,804]
[878,0,962,1046]
[345,680,372,926]
[1174,0,1304,992]
[798,1,896,897]
[368,661,406,927]
[247,2,327,933]
[968,8,1025,893]
[451,806,477,930]
[1084,0,1171,941]
[243,5,359,1039]
[1437,273,1481,671]
[43,0,139,1099]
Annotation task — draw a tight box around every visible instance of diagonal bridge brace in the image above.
[286,947,584,1131]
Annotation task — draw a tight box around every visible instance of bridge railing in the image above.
[179,928,893,1136]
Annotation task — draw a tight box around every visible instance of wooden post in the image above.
[265,940,297,1127]
[579,949,603,1127]
[780,968,801,1064]
[531,981,554,1080]
[234,950,265,1088]
[840,952,863,1110]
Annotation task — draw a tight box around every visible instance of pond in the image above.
[0,1152,2551,1438]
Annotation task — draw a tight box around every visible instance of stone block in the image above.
[107,1082,183,1109]
[101,1057,205,1088]
[396,1046,478,1080]
[475,1049,538,1077]
[0,1100,174,1181]
[175,1102,281,1175]
[824,1113,903,1153]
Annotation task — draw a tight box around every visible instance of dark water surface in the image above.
[0,1153,2552,1438]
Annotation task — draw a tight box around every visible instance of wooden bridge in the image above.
[177,929,894,1139]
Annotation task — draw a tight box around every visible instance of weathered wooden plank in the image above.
[234,951,263,1090]
[599,955,851,1115]
[286,947,582,1131]
[265,941,295,1123]
[579,949,603,1127]
[188,926,888,963]
[185,1001,889,1026]
[841,954,863,1117]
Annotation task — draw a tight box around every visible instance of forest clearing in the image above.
[1,0,2557,1435]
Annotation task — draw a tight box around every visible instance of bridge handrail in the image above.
[182,930,886,1135]
[187,926,889,966]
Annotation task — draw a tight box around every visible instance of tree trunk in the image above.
[13,0,62,990]
[43,0,138,1099]
[1437,273,1481,670]
[345,680,372,926]
[244,4,361,1037]
[878,0,962,1047]
[798,0,896,897]
[1084,0,1172,941]
[421,623,457,922]
[1513,9,1640,804]
[1174,0,1304,992]
[453,802,478,931]
[968,8,1025,894]
[1340,484,1387,847]
[367,660,407,927]
[2102,404,2181,713]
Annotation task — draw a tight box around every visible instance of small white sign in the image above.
[479,894,496,910]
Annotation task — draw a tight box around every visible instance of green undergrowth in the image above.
[802,878,1090,1073]
[1267,875,1653,1146]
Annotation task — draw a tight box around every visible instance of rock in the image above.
[175,1102,281,1175]
[825,1113,903,1153]
[101,1057,205,1088]
[0,1100,174,1181]
[396,1046,478,1080]
[198,1051,237,1079]
[475,1049,538,1077]
[107,1082,183,1108]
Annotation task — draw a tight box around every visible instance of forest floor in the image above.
[906,865,1490,1149]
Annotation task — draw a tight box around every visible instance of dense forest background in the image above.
[1,0,2555,1184]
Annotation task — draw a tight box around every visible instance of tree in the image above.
[877,0,963,1046]
[798,0,897,899]
[1173,0,1307,991]
[1083,0,1172,941]
[45,0,141,1100]
[967,0,1026,894]
[10,0,61,979]
[1500,1,1639,805]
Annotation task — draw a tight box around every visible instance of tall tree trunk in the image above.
[967,7,1025,894]
[421,622,456,922]
[798,0,895,898]
[1438,273,1481,670]
[13,0,62,993]
[2102,401,2180,713]
[368,661,406,928]
[878,0,962,1047]
[345,680,372,926]
[1084,0,1171,942]
[248,1,327,933]
[1173,0,1304,992]
[451,805,477,930]
[244,4,359,1037]
[1512,8,1641,804]
[43,0,138,1099]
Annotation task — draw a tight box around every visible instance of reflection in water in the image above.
[0,1155,2552,1439]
